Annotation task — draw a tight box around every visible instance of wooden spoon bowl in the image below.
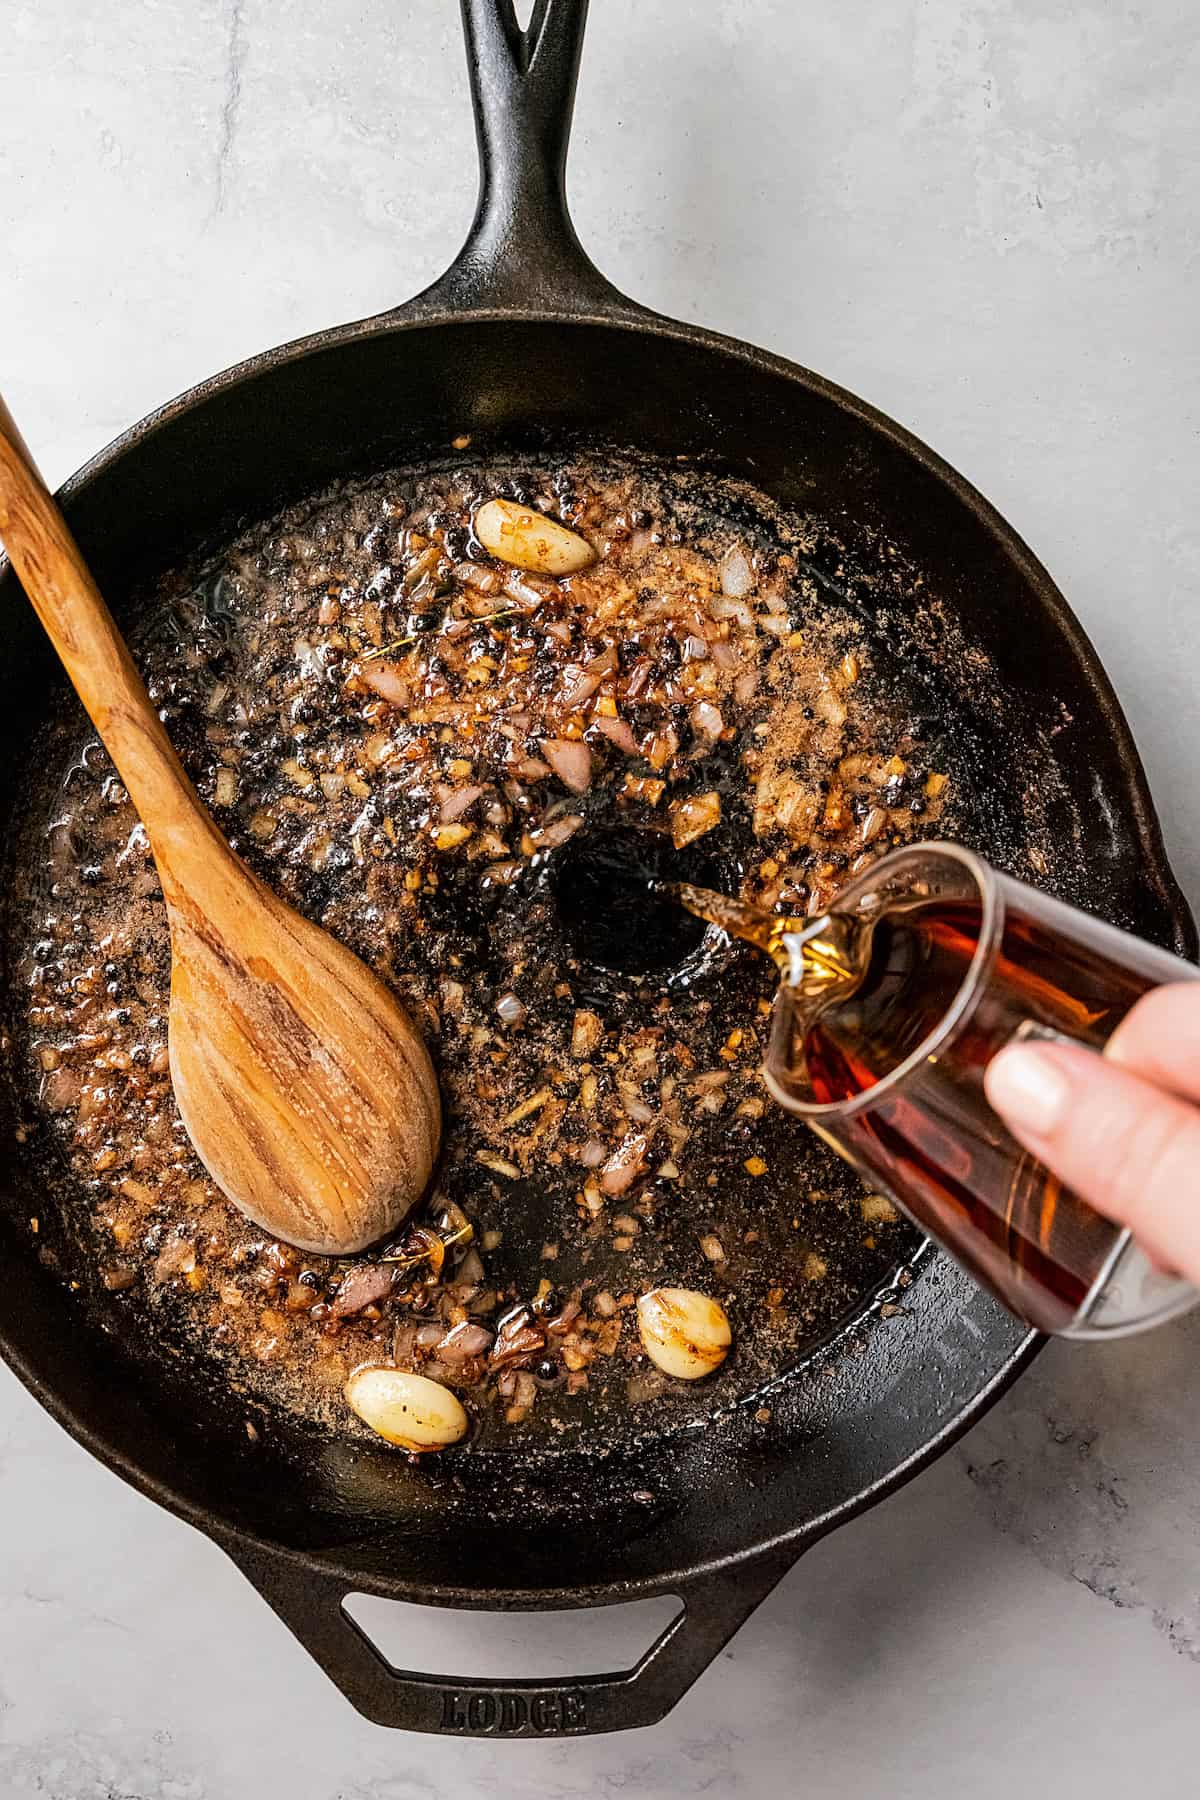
[0,398,441,1255]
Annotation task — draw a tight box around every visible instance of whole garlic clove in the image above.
[345,1366,468,1451]
[637,1287,732,1380]
[474,499,597,576]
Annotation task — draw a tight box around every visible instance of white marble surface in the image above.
[3,1,1200,1793]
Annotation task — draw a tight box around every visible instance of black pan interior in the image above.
[0,315,1188,1599]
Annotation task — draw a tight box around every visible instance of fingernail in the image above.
[985,1045,1072,1137]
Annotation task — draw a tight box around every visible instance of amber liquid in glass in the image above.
[679,884,1159,1332]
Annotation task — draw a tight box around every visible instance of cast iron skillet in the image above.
[0,0,1192,1738]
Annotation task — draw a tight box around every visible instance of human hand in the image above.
[985,983,1200,1286]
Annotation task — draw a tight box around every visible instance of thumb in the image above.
[984,1041,1200,1287]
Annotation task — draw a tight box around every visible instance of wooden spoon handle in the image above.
[0,396,228,896]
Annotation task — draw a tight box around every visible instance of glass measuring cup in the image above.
[760,842,1198,1338]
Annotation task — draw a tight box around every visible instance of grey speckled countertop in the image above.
[3,3,1200,1795]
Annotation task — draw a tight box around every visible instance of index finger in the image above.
[1106,981,1200,1105]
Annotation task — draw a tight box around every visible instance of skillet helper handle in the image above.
[0,395,227,898]
[405,0,635,317]
[227,1542,798,1737]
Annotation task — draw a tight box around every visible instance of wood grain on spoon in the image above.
[0,397,441,1254]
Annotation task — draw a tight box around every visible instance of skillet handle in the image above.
[226,1541,798,1736]
[400,0,642,319]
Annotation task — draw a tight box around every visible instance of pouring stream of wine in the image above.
[671,881,874,1010]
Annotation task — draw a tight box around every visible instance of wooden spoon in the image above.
[0,398,441,1255]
